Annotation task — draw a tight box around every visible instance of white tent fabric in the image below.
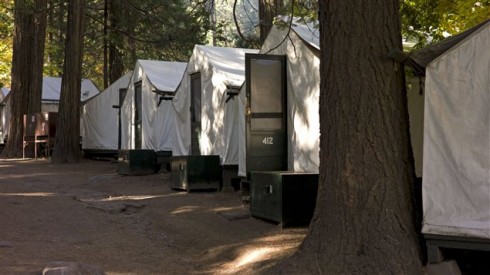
[0,88,7,142]
[171,45,258,165]
[238,19,321,176]
[0,77,100,143]
[42,77,100,102]
[121,60,187,151]
[1,87,9,97]
[82,72,132,150]
[421,21,490,239]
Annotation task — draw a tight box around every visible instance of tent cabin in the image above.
[120,60,187,172]
[237,17,320,225]
[0,77,99,144]
[170,45,258,191]
[238,17,320,176]
[405,20,490,262]
[82,72,132,158]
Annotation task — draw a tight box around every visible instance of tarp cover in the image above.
[1,87,9,98]
[121,60,187,151]
[171,45,258,165]
[238,18,320,176]
[421,21,490,239]
[82,72,132,150]
[42,76,100,102]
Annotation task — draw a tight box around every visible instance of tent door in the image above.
[134,82,142,149]
[190,73,201,155]
[118,88,127,150]
[245,54,287,173]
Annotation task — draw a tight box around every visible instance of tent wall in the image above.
[82,72,131,150]
[172,45,258,165]
[422,23,490,239]
[121,62,159,150]
[121,60,186,152]
[238,24,320,176]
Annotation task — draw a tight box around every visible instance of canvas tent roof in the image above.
[136,60,186,93]
[1,87,9,98]
[412,20,490,239]
[193,45,259,87]
[405,20,490,76]
[42,76,100,102]
[82,72,132,150]
[277,16,319,50]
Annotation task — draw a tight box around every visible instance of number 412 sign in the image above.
[262,137,274,145]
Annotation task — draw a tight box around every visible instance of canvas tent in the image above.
[82,72,132,151]
[406,20,490,240]
[237,17,320,176]
[0,77,99,143]
[171,45,259,166]
[120,60,187,152]
[0,87,8,142]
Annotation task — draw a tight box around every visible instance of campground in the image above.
[0,158,305,274]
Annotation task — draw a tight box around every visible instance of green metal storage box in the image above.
[117,149,155,175]
[250,171,318,227]
[170,155,221,192]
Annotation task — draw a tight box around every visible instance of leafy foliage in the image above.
[402,0,490,47]
[0,0,13,88]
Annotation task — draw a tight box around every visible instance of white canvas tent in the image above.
[171,45,259,165]
[82,72,132,150]
[406,20,490,239]
[0,87,8,142]
[238,17,320,176]
[121,60,187,151]
[0,77,99,143]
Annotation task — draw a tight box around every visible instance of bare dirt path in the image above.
[0,158,306,274]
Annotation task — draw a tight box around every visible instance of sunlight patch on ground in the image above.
[0,192,56,197]
[211,206,239,212]
[170,205,202,215]
[218,243,298,274]
[235,247,278,267]
[91,193,183,202]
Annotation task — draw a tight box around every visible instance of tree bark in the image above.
[1,0,47,158]
[275,1,422,274]
[29,0,48,114]
[51,0,85,163]
[259,0,283,44]
[108,0,124,84]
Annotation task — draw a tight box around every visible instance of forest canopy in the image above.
[0,0,488,89]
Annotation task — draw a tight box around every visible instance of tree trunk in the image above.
[258,0,283,44]
[28,0,48,114]
[51,0,85,163]
[103,0,109,89]
[275,1,422,274]
[1,0,47,158]
[108,0,124,84]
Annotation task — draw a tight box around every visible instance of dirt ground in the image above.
[0,158,307,274]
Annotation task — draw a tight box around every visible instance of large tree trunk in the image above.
[28,0,48,114]
[107,0,124,84]
[276,1,422,274]
[1,0,47,158]
[258,0,283,44]
[51,0,85,163]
